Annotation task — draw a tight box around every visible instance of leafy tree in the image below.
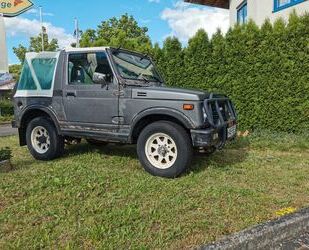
[13,30,58,63]
[9,64,22,82]
[159,37,184,87]
[79,14,152,53]
[184,29,212,89]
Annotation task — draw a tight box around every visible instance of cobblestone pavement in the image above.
[276,232,309,250]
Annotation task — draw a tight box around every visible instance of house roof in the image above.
[184,0,229,9]
[0,81,15,91]
[0,73,15,91]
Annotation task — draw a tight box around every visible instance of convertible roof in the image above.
[184,0,229,9]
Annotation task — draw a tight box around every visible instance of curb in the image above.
[199,207,309,250]
[0,122,12,126]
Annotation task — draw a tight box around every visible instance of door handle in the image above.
[66,92,76,97]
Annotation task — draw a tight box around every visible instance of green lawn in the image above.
[0,132,309,249]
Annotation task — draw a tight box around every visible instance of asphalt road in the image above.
[0,124,17,137]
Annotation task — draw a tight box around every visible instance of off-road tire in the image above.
[26,117,64,161]
[137,121,193,178]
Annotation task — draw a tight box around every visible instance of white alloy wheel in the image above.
[31,126,50,154]
[145,133,178,169]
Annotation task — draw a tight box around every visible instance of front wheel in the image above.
[137,121,193,178]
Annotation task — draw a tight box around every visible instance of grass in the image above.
[0,132,309,249]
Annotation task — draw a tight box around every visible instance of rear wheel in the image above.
[137,121,192,178]
[26,117,64,161]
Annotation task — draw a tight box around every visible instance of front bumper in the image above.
[192,93,238,148]
[191,126,237,148]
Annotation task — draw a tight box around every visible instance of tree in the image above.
[79,14,152,53]
[13,29,59,63]
[160,37,184,87]
[9,64,22,82]
[184,29,212,89]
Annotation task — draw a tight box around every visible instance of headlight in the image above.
[202,107,207,122]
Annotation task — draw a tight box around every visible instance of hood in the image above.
[131,86,209,101]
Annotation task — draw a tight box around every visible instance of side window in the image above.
[18,60,37,90]
[237,1,247,25]
[18,58,56,91]
[32,58,56,90]
[274,0,304,12]
[68,52,113,85]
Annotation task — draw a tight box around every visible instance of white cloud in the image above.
[149,0,160,3]
[161,1,229,41]
[4,17,74,48]
[26,8,54,17]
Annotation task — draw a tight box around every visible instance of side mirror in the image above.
[93,72,107,85]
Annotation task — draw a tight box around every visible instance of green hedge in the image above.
[0,100,14,117]
[153,12,309,133]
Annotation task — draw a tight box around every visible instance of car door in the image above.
[62,51,119,129]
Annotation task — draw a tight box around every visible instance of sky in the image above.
[3,0,229,64]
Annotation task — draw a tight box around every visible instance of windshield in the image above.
[111,50,163,83]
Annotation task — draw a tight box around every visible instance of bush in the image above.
[0,147,12,162]
[0,100,14,117]
[153,12,309,133]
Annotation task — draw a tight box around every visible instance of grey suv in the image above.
[12,47,237,178]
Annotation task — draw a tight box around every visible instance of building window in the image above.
[274,0,305,12]
[237,1,248,24]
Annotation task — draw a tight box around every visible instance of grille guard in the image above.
[203,93,237,129]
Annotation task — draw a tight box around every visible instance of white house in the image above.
[185,0,309,26]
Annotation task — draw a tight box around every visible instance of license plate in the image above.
[227,125,237,139]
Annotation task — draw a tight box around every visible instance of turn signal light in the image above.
[183,104,194,111]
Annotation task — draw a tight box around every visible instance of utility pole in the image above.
[74,18,80,48]
[39,6,44,52]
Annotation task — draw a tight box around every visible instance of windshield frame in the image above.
[108,48,164,85]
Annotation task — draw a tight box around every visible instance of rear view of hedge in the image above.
[153,12,309,133]
[0,100,14,117]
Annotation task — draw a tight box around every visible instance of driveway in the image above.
[0,124,17,137]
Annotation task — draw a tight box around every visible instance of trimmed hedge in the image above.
[0,100,14,117]
[153,12,309,133]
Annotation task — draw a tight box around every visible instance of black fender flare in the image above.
[19,105,61,134]
[129,107,195,141]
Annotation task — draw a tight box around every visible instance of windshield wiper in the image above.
[141,76,150,84]
[141,74,162,83]
[151,75,163,83]
[140,53,149,61]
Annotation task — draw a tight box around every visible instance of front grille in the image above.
[211,103,220,125]
[204,94,237,128]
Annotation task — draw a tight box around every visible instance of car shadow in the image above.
[63,137,250,175]
[64,142,138,160]
[189,137,250,174]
